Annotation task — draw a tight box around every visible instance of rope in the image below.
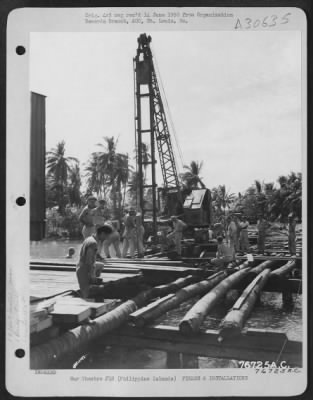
[275,336,288,365]
[30,289,78,304]
[133,58,138,211]
[292,266,302,308]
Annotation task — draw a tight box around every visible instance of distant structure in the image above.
[30,92,46,241]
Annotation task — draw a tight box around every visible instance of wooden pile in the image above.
[30,274,205,368]
[30,257,301,368]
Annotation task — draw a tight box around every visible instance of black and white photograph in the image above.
[6,7,307,397]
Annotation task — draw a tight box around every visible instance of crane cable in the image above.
[151,44,185,174]
[133,57,138,211]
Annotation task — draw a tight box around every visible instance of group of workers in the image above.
[75,196,147,299]
[74,196,298,298]
[78,196,145,259]
[74,197,188,298]
[211,213,298,270]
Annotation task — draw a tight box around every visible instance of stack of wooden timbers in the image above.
[30,256,302,369]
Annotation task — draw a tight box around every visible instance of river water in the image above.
[30,240,303,369]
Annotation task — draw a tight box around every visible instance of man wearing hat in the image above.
[239,216,250,253]
[135,211,145,258]
[94,199,110,228]
[227,215,238,253]
[167,216,187,256]
[122,209,136,258]
[79,196,97,239]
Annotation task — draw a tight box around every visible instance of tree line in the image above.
[46,139,302,223]
[46,137,141,218]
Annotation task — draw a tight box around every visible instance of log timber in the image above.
[270,260,297,277]
[30,299,138,369]
[129,271,227,327]
[218,268,272,338]
[30,275,204,368]
[270,260,298,307]
[249,260,282,275]
[179,262,256,336]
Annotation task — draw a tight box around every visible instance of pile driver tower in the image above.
[134,33,181,237]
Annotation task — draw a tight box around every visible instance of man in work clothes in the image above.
[288,214,297,255]
[94,199,110,228]
[135,212,145,258]
[234,215,241,251]
[79,196,97,239]
[167,216,187,256]
[76,225,113,299]
[102,221,122,258]
[239,216,250,253]
[122,210,136,258]
[257,216,270,254]
[211,236,235,270]
[227,215,238,252]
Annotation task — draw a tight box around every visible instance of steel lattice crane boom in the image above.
[134,33,181,236]
[134,33,212,241]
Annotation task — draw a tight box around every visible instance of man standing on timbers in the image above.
[76,224,113,299]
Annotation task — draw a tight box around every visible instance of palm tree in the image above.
[180,160,206,190]
[85,153,107,197]
[271,172,302,221]
[68,162,82,207]
[254,180,267,216]
[211,185,236,222]
[114,153,130,217]
[46,141,78,214]
[86,136,130,218]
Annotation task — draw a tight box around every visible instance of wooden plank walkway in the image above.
[30,269,142,299]
[30,257,185,266]
[30,259,202,279]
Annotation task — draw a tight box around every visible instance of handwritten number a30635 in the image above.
[234,13,291,30]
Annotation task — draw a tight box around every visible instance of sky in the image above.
[30,30,302,194]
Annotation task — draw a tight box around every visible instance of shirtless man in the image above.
[102,221,122,258]
[76,225,113,299]
[211,236,235,270]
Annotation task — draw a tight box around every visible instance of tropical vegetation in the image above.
[234,172,302,222]
[45,139,302,238]
[180,160,206,190]
[46,141,79,214]
[85,136,130,219]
